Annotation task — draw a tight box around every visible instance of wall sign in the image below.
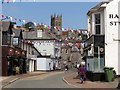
[109,14,120,26]
[13,37,19,46]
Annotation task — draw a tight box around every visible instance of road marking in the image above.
[9,78,19,83]
[62,73,81,88]
[2,78,20,88]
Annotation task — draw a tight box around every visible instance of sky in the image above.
[2,2,99,29]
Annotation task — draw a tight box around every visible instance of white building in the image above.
[105,0,120,75]
[32,39,61,71]
[23,29,61,71]
[21,41,37,72]
[37,56,53,71]
[87,0,120,75]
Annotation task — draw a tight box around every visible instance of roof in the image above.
[87,1,110,16]
[0,20,11,31]
[71,45,79,52]
[13,29,22,37]
[22,29,55,39]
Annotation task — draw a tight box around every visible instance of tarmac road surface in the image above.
[4,70,77,88]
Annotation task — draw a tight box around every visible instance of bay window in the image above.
[95,13,101,34]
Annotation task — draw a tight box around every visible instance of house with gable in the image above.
[22,25,61,71]
[0,20,27,76]
[83,0,120,81]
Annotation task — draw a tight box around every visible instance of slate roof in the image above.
[87,1,110,15]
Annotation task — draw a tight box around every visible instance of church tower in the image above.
[51,14,62,29]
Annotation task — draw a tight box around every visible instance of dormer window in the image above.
[95,13,101,34]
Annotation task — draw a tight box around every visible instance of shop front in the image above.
[2,46,27,76]
[83,35,105,81]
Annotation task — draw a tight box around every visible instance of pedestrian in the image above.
[53,64,56,71]
[64,64,68,73]
[77,65,80,78]
[16,66,19,74]
[79,64,86,84]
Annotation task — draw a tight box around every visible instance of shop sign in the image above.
[13,37,19,46]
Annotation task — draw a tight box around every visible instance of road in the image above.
[4,69,78,88]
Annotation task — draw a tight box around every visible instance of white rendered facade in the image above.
[88,0,120,75]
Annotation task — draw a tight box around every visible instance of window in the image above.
[59,22,61,26]
[95,13,101,34]
[32,50,34,55]
[7,35,11,44]
[37,30,42,37]
[56,21,58,26]
[28,45,31,54]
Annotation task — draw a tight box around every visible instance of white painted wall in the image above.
[105,0,119,75]
[29,60,35,72]
[37,58,53,71]
[34,40,55,56]
[118,1,120,75]
[88,1,120,75]
[37,58,46,70]
[101,11,105,35]
[92,14,95,34]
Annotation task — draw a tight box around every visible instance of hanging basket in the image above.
[14,59,18,62]
[20,59,23,61]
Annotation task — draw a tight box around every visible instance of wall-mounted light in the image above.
[9,48,13,55]
[9,49,13,52]
[15,50,18,53]
[22,51,25,55]
[91,44,94,47]
[17,52,20,55]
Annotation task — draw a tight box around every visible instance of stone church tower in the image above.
[51,14,62,29]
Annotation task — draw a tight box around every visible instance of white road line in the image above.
[62,74,81,88]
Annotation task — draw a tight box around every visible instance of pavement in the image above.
[63,72,119,88]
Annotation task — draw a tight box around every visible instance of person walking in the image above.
[79,64,86,84]
[64,64,68,73]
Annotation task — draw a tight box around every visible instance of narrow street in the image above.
[1,1,120,89]
[4,69,77,88]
